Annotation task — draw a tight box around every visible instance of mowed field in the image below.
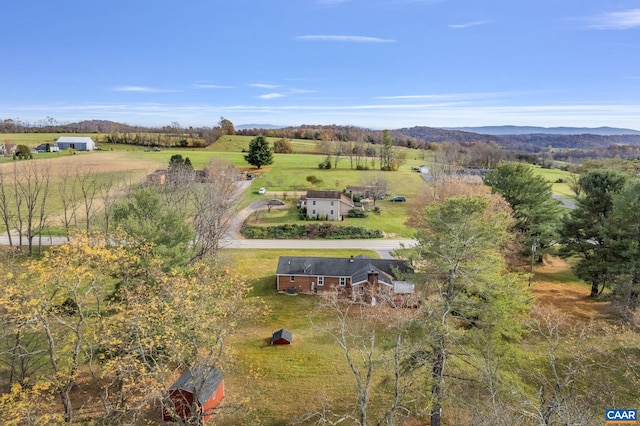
[181,250,628,425]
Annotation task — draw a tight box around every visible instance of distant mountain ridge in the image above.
[445,125,640,136]
[236,123,284,130]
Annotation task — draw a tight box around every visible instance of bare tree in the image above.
[75,167,100,232]
[98,172,128,236]
[0,168,15,246]
[189,159,243,261]
[58,168,80,240]
[361,173,388,206]
[12,161,51,254]
[303,291,413,426]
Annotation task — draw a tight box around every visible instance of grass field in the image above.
[213,250,635,425]
[216,249,388,425]
[531,166,577,199]
[0,135,429,237]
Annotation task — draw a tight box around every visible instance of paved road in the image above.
[222,238,418,259]
[552,194,576,209]
[0,232,417,259]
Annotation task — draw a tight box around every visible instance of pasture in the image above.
[0,134,429,237]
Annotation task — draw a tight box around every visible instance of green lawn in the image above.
[531,166,577,200]
[219,249,385,425]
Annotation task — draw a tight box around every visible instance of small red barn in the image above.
[163,366,224,424]
[271,328,293,345]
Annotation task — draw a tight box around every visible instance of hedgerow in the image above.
[241,223,382,239]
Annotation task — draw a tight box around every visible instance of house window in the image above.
[318,277,324,286]
[312,200,316,206]
[330,210,334,215]
[359,287,365,295]
[290,276,295,282]
[312,209,316,215]
[330,201,334,206]
[340,277,346,286]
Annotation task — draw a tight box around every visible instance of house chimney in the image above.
[349,255,354,263]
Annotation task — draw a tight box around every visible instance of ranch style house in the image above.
[276,255,415,304]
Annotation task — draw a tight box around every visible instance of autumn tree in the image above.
[0,232,265,424]
[273,137,293,153]
[244,135,274,169]
[0,233,126,422]
[219,117,235,135]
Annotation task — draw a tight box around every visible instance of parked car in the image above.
[390,196,406,202]
[258,187,266,195]
[268,199,285,206]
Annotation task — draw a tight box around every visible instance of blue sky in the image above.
[2,0,640,130]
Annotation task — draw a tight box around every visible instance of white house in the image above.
[301,190,355,221]
[56,137,96,151]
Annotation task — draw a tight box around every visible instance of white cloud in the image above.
[113,86,177,93]
[250,83,281,89]
[4,100,640,130]
[193,83,234,89]
[586,8,640,30]
[296,35,395,43]
[376,91,513,101]
[448,21,490,29]
[258,93,285,100]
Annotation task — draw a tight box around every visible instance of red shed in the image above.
[271,328,293,345]
[163,366,224,424]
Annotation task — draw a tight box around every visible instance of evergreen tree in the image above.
[484,163,563,258]
[559,169,627,297]
[604,182,640,310]
[244,135,274,169]
[409,195,530,426]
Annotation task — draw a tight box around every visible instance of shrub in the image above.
[318,157,332,169]
[306,175,323,185]
[347,209,368,218]
[13,145,32,160]
[273,138,293,153]
[241,224,382,239]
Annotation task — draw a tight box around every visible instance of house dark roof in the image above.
[306,190,342,199]
[169,366,224,405]
[271,328,293,344]
[351,264,394,285]
[276,255,412,280]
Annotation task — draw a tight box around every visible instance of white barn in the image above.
[56,137,96,151]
